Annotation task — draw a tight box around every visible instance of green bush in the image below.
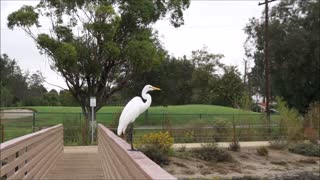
[139,131,174,165]
[140,144,169,165]
[256,146,268,156]
[276,97,304,142]
[191,143,233,162]
[288,142,320,157]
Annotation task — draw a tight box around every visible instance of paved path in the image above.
[173,141,270,149]
[45,146,105,180]
[0,109,33,119]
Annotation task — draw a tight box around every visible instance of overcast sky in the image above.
[1,0,276,91]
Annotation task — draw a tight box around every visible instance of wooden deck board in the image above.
[45,146,105,180]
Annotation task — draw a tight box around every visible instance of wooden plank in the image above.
[1,125,63,180]
[1,131,58,175]
[45,146,105,180]
[1,126,62,160]
[10,134,62,179]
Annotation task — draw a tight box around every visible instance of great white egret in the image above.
[117,85,161,150]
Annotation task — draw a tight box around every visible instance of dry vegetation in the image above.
[163,147,320,179]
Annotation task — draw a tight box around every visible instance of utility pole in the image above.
[258,0,276,136]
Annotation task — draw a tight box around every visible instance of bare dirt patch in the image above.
[0,109,33,119]
[163,147,320,179]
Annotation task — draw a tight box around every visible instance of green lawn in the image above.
[26,104,263,127]
[1,105,281,144]
[28,104,258,114]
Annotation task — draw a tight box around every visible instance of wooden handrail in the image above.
[0,124,63,180]
[97,124,176,180]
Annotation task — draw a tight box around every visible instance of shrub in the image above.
[304,102,320,143]
[191,143,234,162]
[140,144,169,165]
[139,131,174,165]
[212,118,230,142]
[228,140,241,151]
[276,97,304,142]
[256,146,268,156]
[140,131,174,152]
[288,142,320,157]
[269,139,288,150]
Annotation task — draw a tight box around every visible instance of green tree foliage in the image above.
[24,71,48,106]
[215,66,245,107]
[121,56,194,106]
[1,54,69,106]
[0,54,29,106]
[120,48,245,107]
[42,89,61,106]
[7,0,190,119]
[244,0,320,112]
[59,90,78,106]
[190,48,224,104]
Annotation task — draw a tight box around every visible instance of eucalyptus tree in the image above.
[8,0,190,118]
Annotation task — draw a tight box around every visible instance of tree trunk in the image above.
[81,105,90,145]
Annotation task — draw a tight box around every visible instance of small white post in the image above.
[90,97,96,144]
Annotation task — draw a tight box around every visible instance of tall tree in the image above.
[0,54,29,106]
[190,48,224,104]
[214,66,245,107]
[121,56,194,105]
[7,0,190,119]
[244,0,320,112]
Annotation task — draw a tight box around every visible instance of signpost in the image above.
[90,97,96,144]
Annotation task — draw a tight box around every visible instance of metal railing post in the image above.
[32,112,36,132]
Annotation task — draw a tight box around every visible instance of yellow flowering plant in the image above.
[141,131,174,153]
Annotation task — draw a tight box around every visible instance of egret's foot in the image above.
[128,148,139,151]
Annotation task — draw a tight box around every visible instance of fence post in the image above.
[199,114,202,120]
[144,110,149,125]
[162,112,165,130]
[232,114,236,142]
[1,125,4,143]
[32,112,36,132]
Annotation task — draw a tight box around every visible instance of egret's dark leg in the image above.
[129,123,137,151]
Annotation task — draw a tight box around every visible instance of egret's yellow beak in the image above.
[152,86,161,91]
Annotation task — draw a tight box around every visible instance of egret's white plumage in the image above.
[117,85,161,136]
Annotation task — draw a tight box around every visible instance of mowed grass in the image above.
[2,104,279,143]
[27,104,262,127]
[28,104,258,114]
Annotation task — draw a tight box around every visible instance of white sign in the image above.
[90,97,96,107]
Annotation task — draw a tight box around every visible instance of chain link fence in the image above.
[1,111,318,145]
[100,113,285,143]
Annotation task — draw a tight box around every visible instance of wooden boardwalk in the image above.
[45,146,105,180]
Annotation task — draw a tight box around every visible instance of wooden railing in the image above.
[98,124,176,180]
[0,124,63,180]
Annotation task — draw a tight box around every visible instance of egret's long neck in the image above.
[141,90,152,112]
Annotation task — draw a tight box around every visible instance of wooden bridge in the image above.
[0,124,176,180]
